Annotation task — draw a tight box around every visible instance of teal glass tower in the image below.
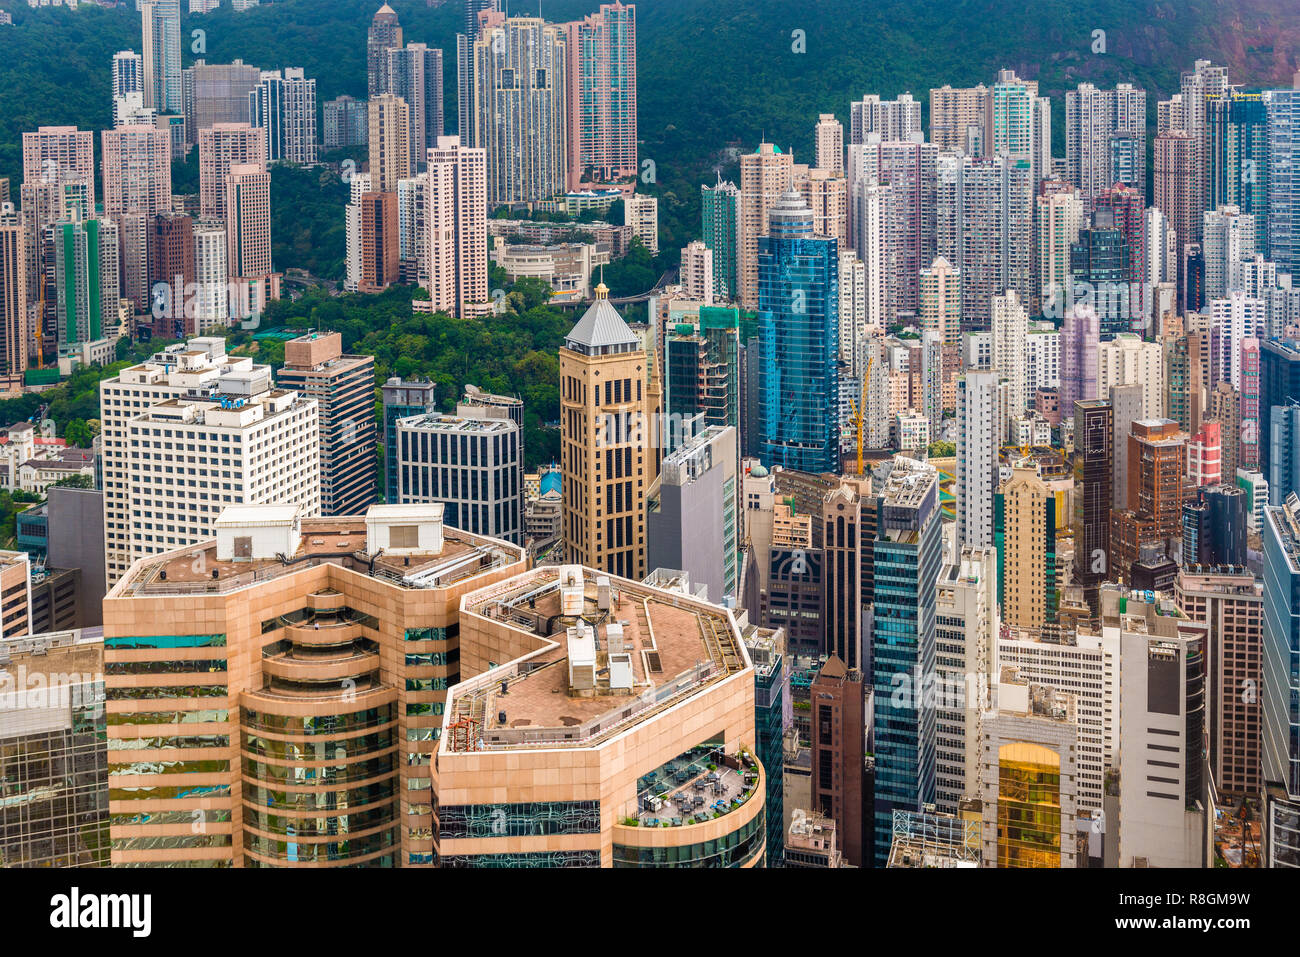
[756,190,839,474]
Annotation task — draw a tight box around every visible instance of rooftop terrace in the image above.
[444,566,750,752]
[113,514,523,597]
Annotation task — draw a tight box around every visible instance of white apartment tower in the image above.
[422,136,488,319]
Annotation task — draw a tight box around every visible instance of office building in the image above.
[98,338,311,586]
[381,378,437,503]
[1113,590,1207,868]
[979,673,1081,868]
[646,426,738,604]
[103,502,526,866]
[1176,568,1262,799]
[277,332,377,517]
[0,628,107,867]
[935,545,997,812]
[437,562,766,867]
[810,656,867,867]
[871,458,941,865]
[395,401,522,544]
[995,467,1057,632]
[560,284,659,580]
[756,191,839,474]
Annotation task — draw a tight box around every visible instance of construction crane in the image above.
[847,354,874,476]
[33,279,46,370]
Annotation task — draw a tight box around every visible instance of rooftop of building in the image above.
[443,564,751,754]
[395,409,517,434]
[887,806,980,868]
[109,504,523,598]
[0,627,103,681]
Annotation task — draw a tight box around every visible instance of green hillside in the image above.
[2,0,1298,258]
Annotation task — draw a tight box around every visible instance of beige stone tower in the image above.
[560,283,658,580]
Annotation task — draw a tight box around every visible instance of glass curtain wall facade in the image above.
[757,192,839,474]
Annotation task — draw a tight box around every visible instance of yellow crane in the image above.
[847,354,874,476]
[31,277,47,370]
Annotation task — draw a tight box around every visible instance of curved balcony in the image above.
[260,649,380,684]
[611,751,766,867]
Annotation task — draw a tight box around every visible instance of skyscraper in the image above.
[949,155,1032,327]
[956,371,1000,548]
[101,125,171,218]
[456,0,500,144]
[560,283,659,580]
[0,222,26,379]
[1208,91,1269,247]
[422,135,489,319]
[562,2,637,190]
[1265,88,1300,276]
[738,142,793,309]
[250,67,319,164]
[368,93,411,193]
[357,190,399,293]
[386,44,443,169]
[103,502,528,867]
[381,377,438,503]
[98,338,321,587]
[22,126,95,219]
[140,0,182,115]
[224,164,273,292]
[52,217,119,356]
[871,458,940,865]
[367,2,403,98]
[851,92,922,145]
[645,425,739,603]
[183,59,261,144]
[995,467,1057,631]
[814,113,844,175]
[198,122,266,220]
[1065,82,1146,209]
[111,50,144,128]
[756,191,839,474]
[471,14,568,204]
[1073,398,1113,616]
[1262,493,1300,867]
[277,332,378,517]
[701,178,740,301]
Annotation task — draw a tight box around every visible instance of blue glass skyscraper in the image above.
[870,460,940,865]
[757,190,839,474]
[1262,495,1300,867]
